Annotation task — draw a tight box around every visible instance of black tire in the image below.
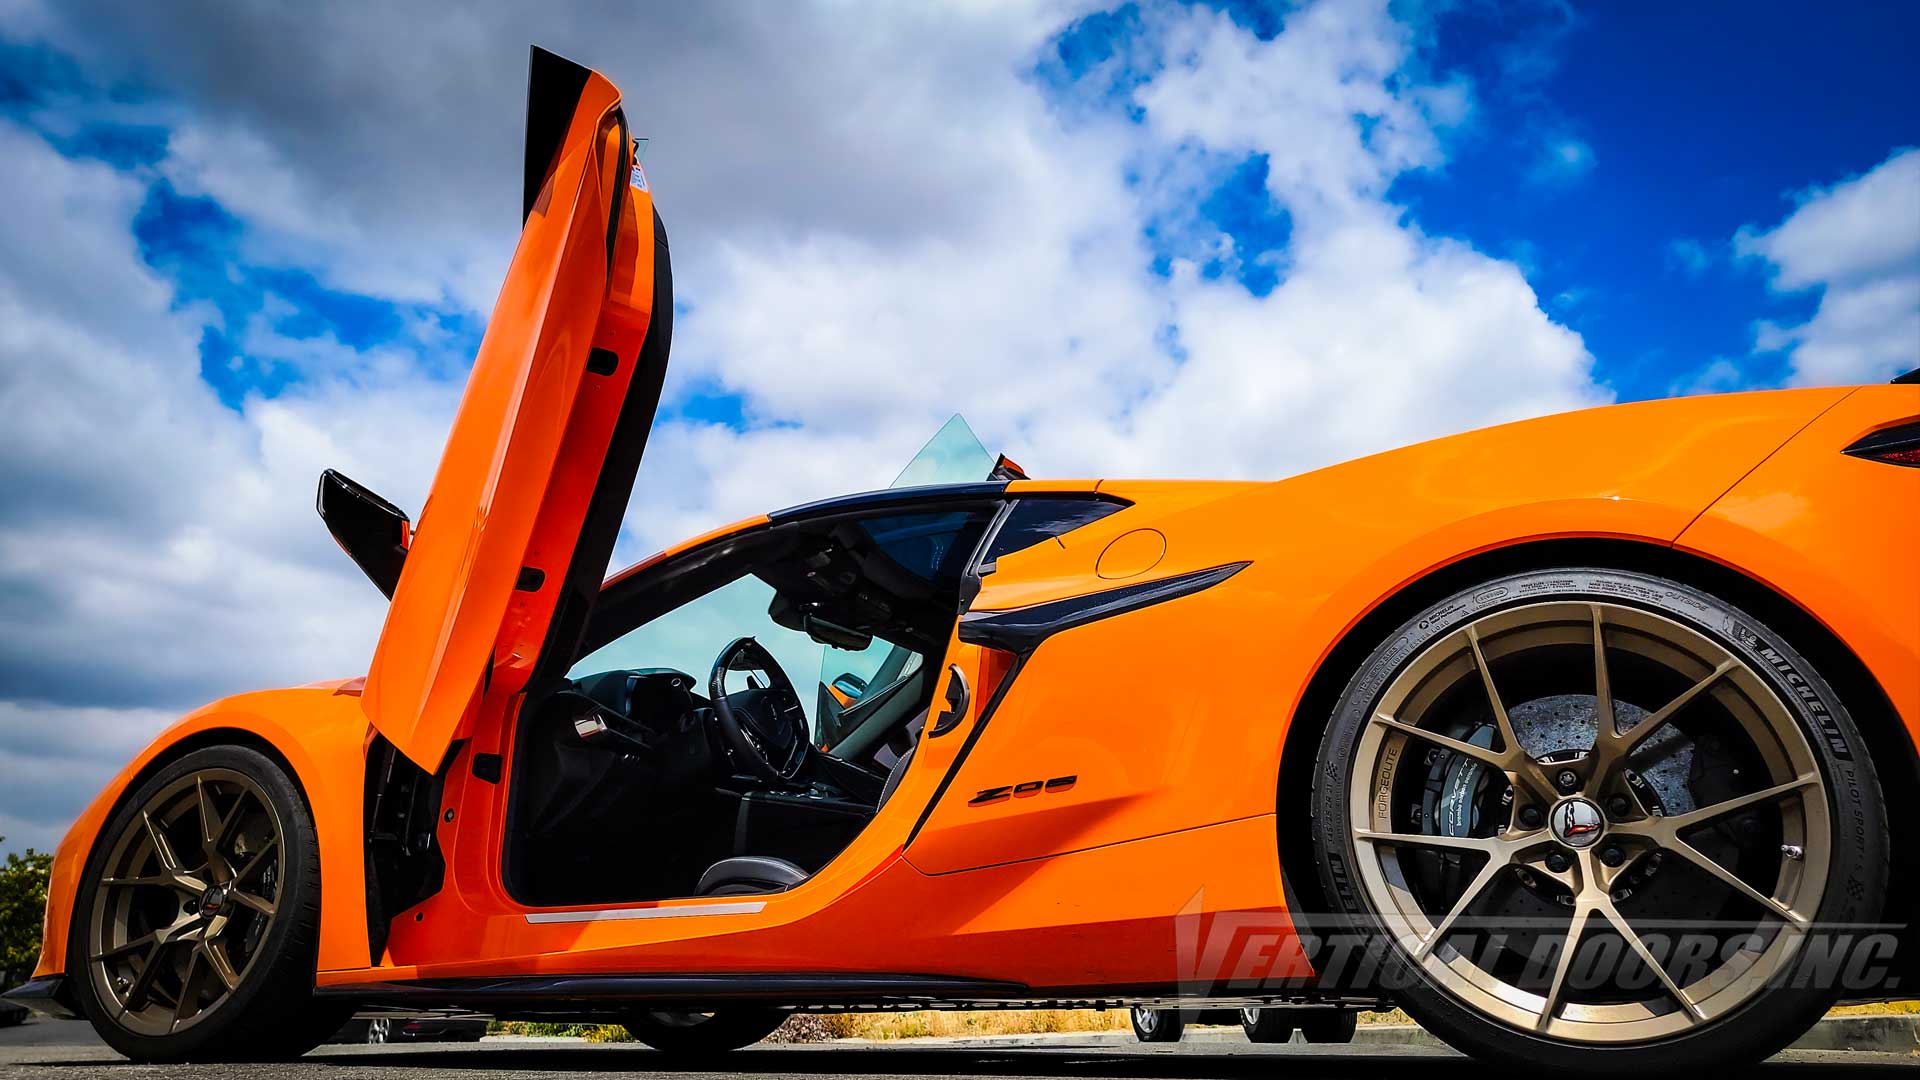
[1239,1007,1293,1043]
[1310,568,1889,1076]
[1296,1009,1357,1043]
[1130,1006,1185,1042]
[619,1009,786,1055]
[68,745,341,1063]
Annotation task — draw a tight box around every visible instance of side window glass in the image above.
[890,414,994,488]
[984,497,1126,561]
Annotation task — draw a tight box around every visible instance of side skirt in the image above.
[310,972,1393,1018]
[314,972,1029,1016]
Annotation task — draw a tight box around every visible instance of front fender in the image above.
[32,684,374,980]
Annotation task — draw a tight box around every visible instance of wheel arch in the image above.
[36,696,374,985]
[1274,535,1915,991]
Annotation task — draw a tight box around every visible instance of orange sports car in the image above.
[9,48,1916,1075]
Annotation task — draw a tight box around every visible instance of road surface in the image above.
[1,1018,1914,1079]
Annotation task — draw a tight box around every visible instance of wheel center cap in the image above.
[1549,797,1606,849]
[197,885,228,917]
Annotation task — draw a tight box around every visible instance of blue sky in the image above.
[1393,1,1920,397]
[0,1,1914,854]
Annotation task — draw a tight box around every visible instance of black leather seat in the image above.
[697,855,810,895]
[697,747,919,896]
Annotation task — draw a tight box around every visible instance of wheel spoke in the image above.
[121,940,169,1012]
[1591,606,1616,740]
[1415,855,1510,961]
[212,788,254,858]
[91,929,159,963]
[1668,838,1809,927]
[1354,829,1505,855]
[1535,899,1596,1031]
[172,945,205,1025]
[1595,896,1703,1021]
[231,835,278,885]
[195,777,218,848]
[142,811,181,873]
[1464,624,1521,756]
[1373,714,1509,772]
[1623,659,1736,754]
[201,940,241,992]
[229,889,276,917]
[195,778,232,884]
[1662,773,1819,833]
[99,873,175,890]
[1463,625,1561,800]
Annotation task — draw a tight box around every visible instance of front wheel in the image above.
[68,745,340,1062]
[619,1009,786,1055]
[1310,568,1888,1075]
[1130,1006,1184,1042]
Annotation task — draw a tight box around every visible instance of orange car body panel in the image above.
[1677,385,1919,743]
[28,51,1915,1005]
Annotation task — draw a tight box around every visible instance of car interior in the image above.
[503,502,1000,907]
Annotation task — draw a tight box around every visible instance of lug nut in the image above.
[1556,769,1580,792]
[1599,846,1625,867]
[1606,795,1631,818]
[1545,851,1572,873]
[1518,806,1544,829]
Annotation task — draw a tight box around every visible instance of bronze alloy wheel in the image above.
[70,744,340,1063]
[1312,568,1887,1073]
[85,767,286,1036]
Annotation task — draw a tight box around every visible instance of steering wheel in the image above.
[709,637,812,784]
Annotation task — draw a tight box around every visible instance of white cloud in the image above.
[0,120,461,851]
[1735,147,1920,386]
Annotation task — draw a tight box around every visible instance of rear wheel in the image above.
[1130,1006,1185,1042]
[619,1009,786,1055]
[1311,568,1887,1074]
[69,745,338,1062]
[1297,1009,1357,1043]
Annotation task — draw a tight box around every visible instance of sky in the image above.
[0,1,1915,856]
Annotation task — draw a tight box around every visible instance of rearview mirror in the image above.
[805,614,873,652]
[316,469,411,599]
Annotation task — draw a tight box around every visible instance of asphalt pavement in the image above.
[2,1018,1916,1079]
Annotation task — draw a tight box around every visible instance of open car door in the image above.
[362,47,671,770]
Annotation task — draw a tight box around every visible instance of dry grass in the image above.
[809,1009,1133,1041]
[1828,1000,1920,1016]
[489,1020,633,1042]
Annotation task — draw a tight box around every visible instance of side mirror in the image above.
[316,469,411,599]
[830,672,869,699]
